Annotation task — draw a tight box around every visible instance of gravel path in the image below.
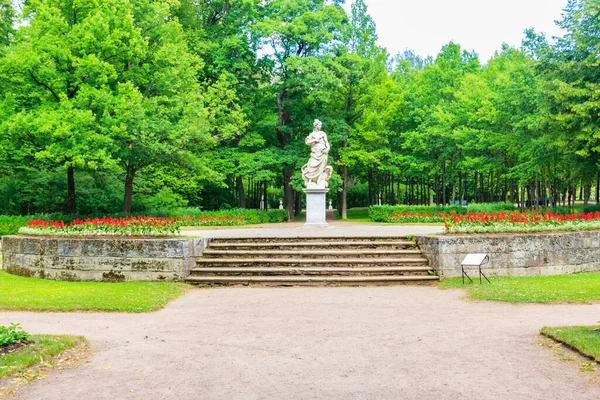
[2,287,599,400]
[181,220,445,238]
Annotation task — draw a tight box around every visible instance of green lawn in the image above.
[335,208,372,222]
[541,326,600,362]
[0,270,190,312]
[0,335,84,379]
[438,272,600,304]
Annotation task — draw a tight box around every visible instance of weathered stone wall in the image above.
[1,236,207,282]
[415,231,600,278]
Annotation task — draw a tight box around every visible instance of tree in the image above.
[1,0,139,213]
[254,0,346,220]
[331,0,385,218]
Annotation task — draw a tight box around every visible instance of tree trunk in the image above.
[520,186,525,212]
[474,171,478,204]
[236,176,246,208]
[67,165,76,215]
[123,166,136,214]
[294,190,302,217]
[263,182,268,211]
[596,172,600,205]
[441,160,446,206]
[584,184,591,206]
[340,164,348,219]
[283,169,294,221]
[276,86,293,220]
[434,175,439,206]
[535,170,540,211]
[368,170,373,205]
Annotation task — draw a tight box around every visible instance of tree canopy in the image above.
[0,0,598,217]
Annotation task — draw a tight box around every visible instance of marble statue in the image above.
[301,119,333,187]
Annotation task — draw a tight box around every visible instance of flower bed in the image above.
[385,210,600,233]
[369,203,516,222]
[444,211,600,234]
[20,216,181,236]
[19,215,248,237]
[1,209,287,237]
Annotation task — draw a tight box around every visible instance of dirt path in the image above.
[2,287,599,400]
[180,220,444,238]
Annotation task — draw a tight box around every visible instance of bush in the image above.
[347,182,369,208]
[0,215,45,236]
[145,188,188,210]
[467,202,516,213]
[583,204,600,213]
[0,323,30,347]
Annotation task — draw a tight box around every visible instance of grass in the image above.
[0,270,190,312]
[0,247,189,312]
[335,208,371,222]
[541,326,600,362]
[0,335,84,379]
[438,272,600,304]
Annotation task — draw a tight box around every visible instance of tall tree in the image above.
[255,0,345,220]
[332,0,385,218]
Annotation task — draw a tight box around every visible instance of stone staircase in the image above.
[185,237,438,286]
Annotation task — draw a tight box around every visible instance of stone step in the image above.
[207,241,415,250]
[184,275,439,286]
[208,237,410,244]
[195,258,429,268]
[203,249,422,259]
[189,266,432,276]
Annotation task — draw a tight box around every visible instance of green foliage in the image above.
[369,203,518,222]
[438,272,600,304]
[145,188,189,211]
[0,323,30,347]
[0,208,287,237]
[0,0,598,219]
[541,326,600,363]
[0,334,83,379]
[0,215,39,236]
[170,208,288,225]
[465,203,517,213]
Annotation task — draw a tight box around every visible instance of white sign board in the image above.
[461,253,488,267]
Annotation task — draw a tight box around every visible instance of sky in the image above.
[349,0,569,62]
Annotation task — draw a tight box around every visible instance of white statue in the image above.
[302,119,333,188]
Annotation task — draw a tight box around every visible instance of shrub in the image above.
[467,202,516,213]
[0,323,30,347]
[0,215,45,236]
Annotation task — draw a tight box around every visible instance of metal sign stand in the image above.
[461,253,491,285]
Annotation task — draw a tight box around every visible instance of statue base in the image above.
[303,187,329,228]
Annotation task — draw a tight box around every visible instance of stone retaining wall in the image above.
[1,236,206,282]
[415,231,600,278]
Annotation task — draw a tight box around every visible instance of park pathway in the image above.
[180,217,445,239]
[2,286,600,400]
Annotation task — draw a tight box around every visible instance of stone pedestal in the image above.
[303,187,329,228]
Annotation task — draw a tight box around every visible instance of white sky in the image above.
[348,0,569,62]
